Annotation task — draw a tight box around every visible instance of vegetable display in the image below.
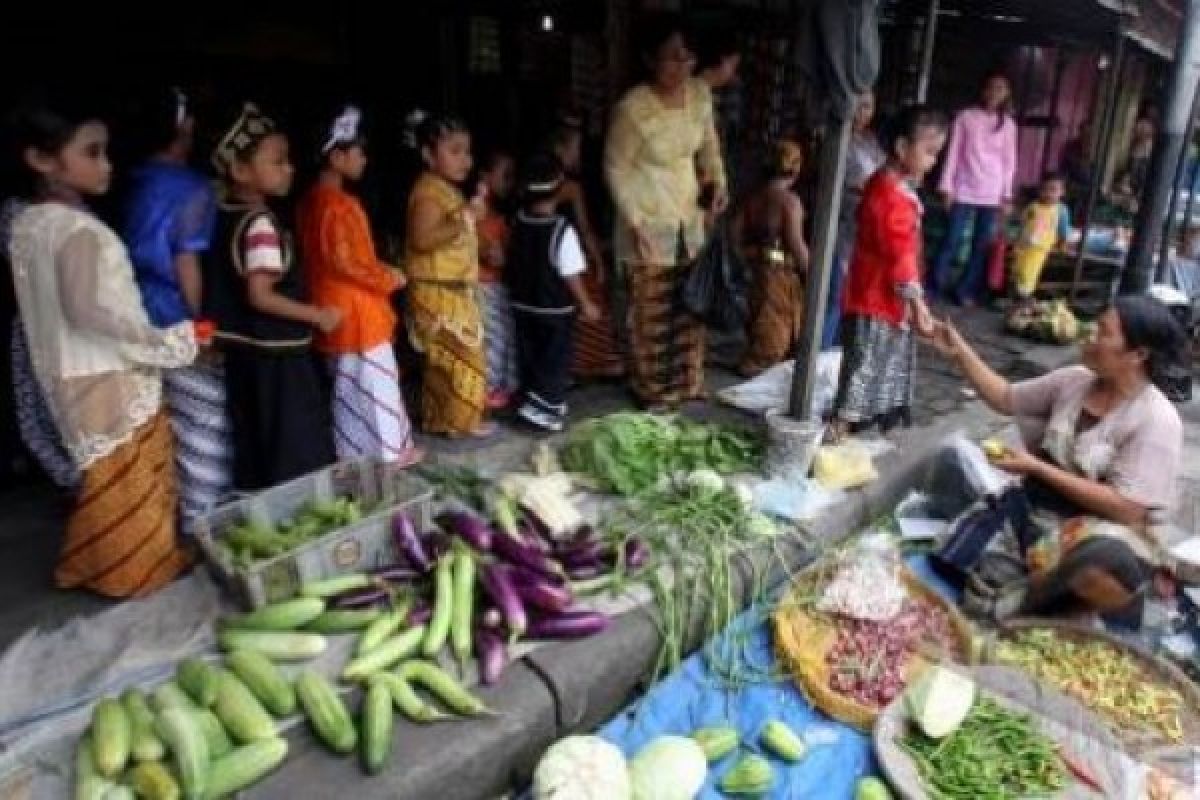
[216,497,364,567]
[899,696,1066,800]
[561,413,761,495]
[825,600,961,708]
[994,628,1187,743]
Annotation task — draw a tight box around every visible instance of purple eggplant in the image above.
[514,578,575,613]
[516,523,551,554]
[474,628,508,685]
[557,539,612,570]
[480,563,526,639]
[407,604,433,627]
[521,510,559,550]
[526,610,610,639]
[368,563,422,584]
[392,513,433,573]
[552,525,596,553]
[438,511,494,552]
[507,563,566,587]
[492,528,565,579]
[621,538,651,572]
[331,586,392,609]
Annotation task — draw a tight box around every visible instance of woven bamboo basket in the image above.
[772,563,977,732]
[985,618,1200,753]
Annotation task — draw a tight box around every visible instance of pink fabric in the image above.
[1008,366,1183,512]
[938,108,1018,208]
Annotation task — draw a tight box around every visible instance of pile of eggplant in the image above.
[325,498,650,686]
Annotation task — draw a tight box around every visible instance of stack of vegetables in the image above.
[215,497,366,567]
[73,480,647,798]
[898,667,1068,800]
[993,627,1191,745]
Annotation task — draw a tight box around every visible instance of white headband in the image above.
[525,176,564,193]
[323,106,362,154]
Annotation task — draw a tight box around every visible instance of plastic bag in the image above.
[813,441,878,490]
[679,219,748,333]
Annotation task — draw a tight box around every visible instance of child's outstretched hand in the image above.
[314,306,343,334]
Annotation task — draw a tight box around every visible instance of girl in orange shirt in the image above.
[297,106,422,466]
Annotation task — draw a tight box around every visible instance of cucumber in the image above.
[154,707,208,800]
[151,683,198,714]
[202,738,288,800]
[91,698,132,779]
[295,670,357,754]
[226,650,296,717]
[126,761,181,800]
[191,709,234,759]
[341,626,426,682]
[102,787,135,800]
[361,677,394,774]
[356,605,408,657]
[216,630,326,663]
[213,670,277,743]
[176,659,220,708]
[75,734,112,800]
[305,609,384,633]
[120,690,165,763]
[300,573,372,598]
[221,597,325,631]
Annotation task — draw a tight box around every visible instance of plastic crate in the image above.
[194,459,434,608]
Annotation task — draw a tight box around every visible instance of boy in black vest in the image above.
[507,153,600,432]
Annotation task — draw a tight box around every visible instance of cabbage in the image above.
[629,736,708,800]
[533,735,631,800]
[904,666,976,739]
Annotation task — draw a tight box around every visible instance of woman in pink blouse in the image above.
[929,74,1018,307]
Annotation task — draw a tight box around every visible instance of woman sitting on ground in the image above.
[929,296,1187,626]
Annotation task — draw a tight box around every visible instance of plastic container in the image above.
[763,410,824,482]
[194,460,434,608]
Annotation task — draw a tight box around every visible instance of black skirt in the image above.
[223,347,335,491]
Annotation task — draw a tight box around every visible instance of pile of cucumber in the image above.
[76,581,492,799]
[217,497,365,568]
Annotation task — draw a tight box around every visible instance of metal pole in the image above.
[1123,0,1200,294]
[789,117,852,419]
[1071,32,1125,302]
[916,0,939,104]
[1158,82,1200,275]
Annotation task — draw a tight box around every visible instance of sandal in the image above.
[394,446,426,469]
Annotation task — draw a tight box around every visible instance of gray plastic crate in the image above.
[194,459,434,608]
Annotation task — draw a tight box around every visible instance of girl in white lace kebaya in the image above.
[8,98,198,597]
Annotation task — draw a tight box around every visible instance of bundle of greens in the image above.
[561,413,762,495]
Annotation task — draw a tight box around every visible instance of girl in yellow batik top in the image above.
[1012,172,1070,307]
[403,112,493,438]
[8,98,197,597]
[605,13,727,409]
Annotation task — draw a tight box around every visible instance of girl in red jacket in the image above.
[829,107,947,441]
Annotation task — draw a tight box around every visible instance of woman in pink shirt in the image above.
[929,74,1018,306]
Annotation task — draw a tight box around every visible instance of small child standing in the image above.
[830,106,947,441]
[205,104,338,489]
[507,154,600,432]
[1012,172,1070,306]
[473,149,518,409]
[297,106,422,467]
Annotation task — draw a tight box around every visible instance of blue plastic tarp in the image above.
[597,556,959,799]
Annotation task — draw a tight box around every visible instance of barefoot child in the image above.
[206,104,338,489]
[297,105,422,466]
[473,148,518,409]
[830,106,947,441]
[508,153,601,432]
[9,99,197,596]
[403,113,493,438]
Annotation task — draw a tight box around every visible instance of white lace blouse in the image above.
[9,203,196,470]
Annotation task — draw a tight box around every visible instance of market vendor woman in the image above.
[929,296,1186,626]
